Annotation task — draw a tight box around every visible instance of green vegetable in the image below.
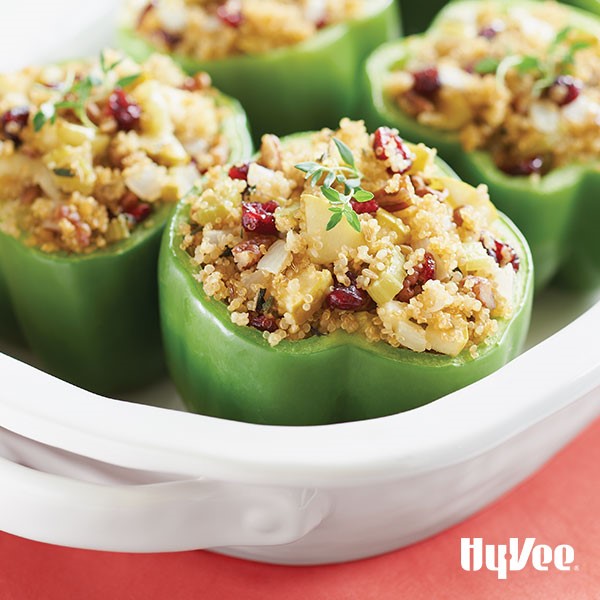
[159,132,533,426]
[398,0,600,34]
[0,93,252,393]
[295,137,374,232]
[363,0,600,290]
[117,0,400,138]
[398,0,448,34]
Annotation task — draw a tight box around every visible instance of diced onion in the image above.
[258,240,291,274]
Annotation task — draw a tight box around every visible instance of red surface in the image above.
[0,419,598,600]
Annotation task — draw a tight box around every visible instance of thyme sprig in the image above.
[473,25,592,94]
[295,137,374,232]
[33,51,141,132]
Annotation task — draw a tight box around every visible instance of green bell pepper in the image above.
[363,0,600,291]
[0,93,252,394]
[560,0,600,14]
[159,134,533,426]
[398,0,448,34]
[117,0,401,139]
[399,0,600,35]
[0,268,20,342]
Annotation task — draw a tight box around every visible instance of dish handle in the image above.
[0,454,331,552]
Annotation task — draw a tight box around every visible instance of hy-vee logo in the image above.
[461,538,575,580]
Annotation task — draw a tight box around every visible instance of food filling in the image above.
[385,1,600,175]
[129,0,370,60]
[182,119,522,356]
[0,51,233,253]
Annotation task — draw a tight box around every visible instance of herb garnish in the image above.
[473,25,592,93]
[295,138,374,232]
[33,51,141,132]
[52,167,75,177]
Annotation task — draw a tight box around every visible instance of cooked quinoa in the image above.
[182,119,523,357]
[128,0,371,60]
[385,1,600,175]
[0,51,233,253]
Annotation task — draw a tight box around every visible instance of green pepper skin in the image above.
[0,94,252,394]
[398,0,448,34]
[560,0,600,13]
[399,0,600,34]
[159,138,533,426]
[0,268,20,343]
[118,1,400,139]
[363,0,600,291]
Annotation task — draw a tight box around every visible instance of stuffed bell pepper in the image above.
[0,50,252,393]
[364,0,600,290]
[118,0,400,137]
[160,119,533,425]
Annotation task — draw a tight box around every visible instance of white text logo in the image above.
[461,538,575,580]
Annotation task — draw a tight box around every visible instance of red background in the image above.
[0,418,598,599]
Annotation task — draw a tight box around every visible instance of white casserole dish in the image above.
[0,288,599,564]
[0,0,599,566]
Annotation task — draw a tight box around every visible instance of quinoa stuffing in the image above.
[385,1,600,175]
[182,119,523,356]
[0,50,233,253]
[128,0,372,60]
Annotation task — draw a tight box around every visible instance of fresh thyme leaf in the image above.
[52,167,75,177]
[344,177,361,190]
[333,137,355,168]
[550,26,573,51]
[515,55,542,73]
[323,170,336,188]
[295,138,372,232]
[474,57,500,75]
[326,211,343,231]
[321,185,342,204]
[310,168,324,186]
[353,188,375,203]
[295,161,319,173]
[33,102,55,132]
[116,73,141,89]
[344,207,361,233]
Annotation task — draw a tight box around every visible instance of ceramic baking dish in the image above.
[0,287,599,564]
[1,0,599,567]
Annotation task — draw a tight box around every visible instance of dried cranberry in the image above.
[327,278,371,311]
[350,198,379,214]
[249,312,278,333]
[228,163,250,181]
[396,253,436,303]
[478,21,504,39]
[372,126,414,174]
[412,67,441,98]
[482,237,520,272]
[549,75,582,107]
[108,89,142,131]
[1,106,29,143]
[124,201,152,223]
[315,17,328,29]
[159,29,183,49]
[217,3,243,28]
[500,156,544,177]
[241,201,278,235]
